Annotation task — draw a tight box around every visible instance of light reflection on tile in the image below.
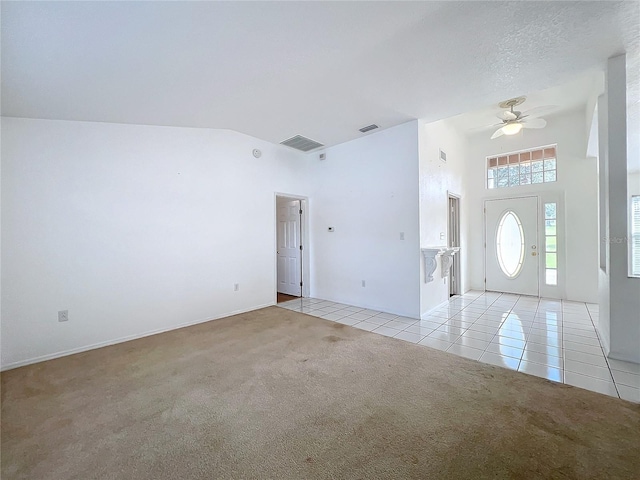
[276,292,635,402]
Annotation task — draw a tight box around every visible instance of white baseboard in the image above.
[1,303,274,371]
[420,299,450,320]
[608,351,640,365]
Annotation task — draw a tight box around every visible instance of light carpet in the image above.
[2,306,639,479]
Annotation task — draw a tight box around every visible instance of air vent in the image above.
[359,124,379,133]
[280,135,324,152]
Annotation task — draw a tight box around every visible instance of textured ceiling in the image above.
[1,1,638,153]
[445,73,603,135]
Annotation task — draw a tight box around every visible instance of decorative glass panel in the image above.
[546,270,558,286]
[546,252,557,269]
[497,167,509,187]
[487,146,557,189]
[545,236,557,252]
[545,203,557,219]
[545,220,556,236]
[496,211,525,278]
[509,166,520,186]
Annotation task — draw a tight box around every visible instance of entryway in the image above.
[275,194,309,302]
[448,193,461,297]
[485,196,539,296]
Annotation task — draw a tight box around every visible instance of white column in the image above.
[605,54,640,363]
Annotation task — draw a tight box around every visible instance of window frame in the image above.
[631,195,640,277]
[487,145,557,190]
[544,202,558,286]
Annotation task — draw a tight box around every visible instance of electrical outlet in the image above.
[58,310,68,322]
[361,280,366,287]
[234,283,239,291]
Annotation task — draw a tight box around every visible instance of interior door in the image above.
[448,196,460,296]
[277,200,301,296]
[485,196,539,296]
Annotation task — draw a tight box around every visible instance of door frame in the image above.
[274,193,310,302]
[483,194,540,296]
[447,191,462,296]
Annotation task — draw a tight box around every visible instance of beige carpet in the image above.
[2,306,639,480]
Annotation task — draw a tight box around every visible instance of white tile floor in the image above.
[278,290,640,403]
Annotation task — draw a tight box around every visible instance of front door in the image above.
[277,200,302,296]
[485,196,539,296]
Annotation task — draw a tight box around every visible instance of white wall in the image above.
[599,55,640,364]
[596,93,611,353]
[1,117,311,368]
[466,109,599,303]
[418,119,468,316]
[307,122,421,318]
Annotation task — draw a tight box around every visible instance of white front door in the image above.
[485,196,539,296]
[277,200,301,296]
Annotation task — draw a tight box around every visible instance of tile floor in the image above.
[278,290,640,403]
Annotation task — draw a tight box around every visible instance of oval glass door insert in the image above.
[496,211,525,278]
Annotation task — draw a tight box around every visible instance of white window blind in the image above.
[632,196,640,276]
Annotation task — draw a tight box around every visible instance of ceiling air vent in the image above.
[280,135,324,152]
[359,124,379,133]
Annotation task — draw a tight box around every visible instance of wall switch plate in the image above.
[234,283,239,291]
[58,310,68,322]
[361,280,366,287]
[400,232,405,240]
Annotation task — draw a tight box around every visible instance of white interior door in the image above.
[448,195,460,296]
[277,200,301,296]
[485,196,539,296]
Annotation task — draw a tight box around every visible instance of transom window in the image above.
[487,145,557,189]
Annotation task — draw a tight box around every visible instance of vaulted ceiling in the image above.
[2,1,638,150]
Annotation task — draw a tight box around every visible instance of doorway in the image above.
[448,193,461,296]
[484,196,539,296]
[275,194,308,302]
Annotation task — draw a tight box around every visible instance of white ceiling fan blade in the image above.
[522,118,547,129]
[490,127,506,139]
[497,111,517,121]
[521,105,557,119]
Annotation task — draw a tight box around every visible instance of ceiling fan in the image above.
[489,97,556,139]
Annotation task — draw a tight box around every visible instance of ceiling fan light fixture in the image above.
[502,122,523,135]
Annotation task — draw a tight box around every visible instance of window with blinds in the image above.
[632,195,640,276]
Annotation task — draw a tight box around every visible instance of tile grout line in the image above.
[280,295,628,397]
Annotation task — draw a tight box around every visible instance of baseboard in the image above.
[1,302,274,371]
[309,294,419,319]
[608,351,640,365]
[420,299,450,320]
